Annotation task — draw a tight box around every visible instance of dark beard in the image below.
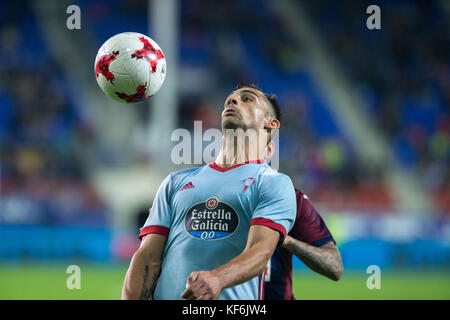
[222,117,247,130]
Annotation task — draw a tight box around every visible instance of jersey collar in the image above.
[209,160,265,172]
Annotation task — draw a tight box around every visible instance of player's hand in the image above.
[181,271,222,300]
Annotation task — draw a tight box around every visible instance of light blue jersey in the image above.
[139,160,296,300]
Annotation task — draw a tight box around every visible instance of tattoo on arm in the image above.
[285,241,343,281]
[138,265,159,300]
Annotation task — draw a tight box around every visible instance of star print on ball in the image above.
[131,37,165,74]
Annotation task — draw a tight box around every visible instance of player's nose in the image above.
[226,95,238,107]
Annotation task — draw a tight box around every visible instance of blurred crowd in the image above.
[304,0,449,211]
[0,3,107,225]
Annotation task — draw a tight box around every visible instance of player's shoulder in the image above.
[294,188,308,200]
[168,166,203,185]
[293,187,315,206]
[257,166,294,187]
[293,187,319,219]
[258,165,290,179]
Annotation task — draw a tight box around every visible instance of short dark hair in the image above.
[234,82,282,124]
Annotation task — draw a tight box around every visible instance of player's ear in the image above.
[265,117,280,130]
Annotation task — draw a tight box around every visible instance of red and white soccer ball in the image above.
[94,32,166,103]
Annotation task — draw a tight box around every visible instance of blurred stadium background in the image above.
[0,0,449,299]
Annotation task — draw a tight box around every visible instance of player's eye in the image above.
[242,96,252,102]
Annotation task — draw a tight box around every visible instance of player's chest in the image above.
[172,173,259,218]
[171,173,259,241]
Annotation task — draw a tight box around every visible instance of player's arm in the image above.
[121,233,167,300]
[181,224,280,300]
[282,236,343,281]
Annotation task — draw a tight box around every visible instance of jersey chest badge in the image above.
[184,197,239,240]
[242,177,255,192]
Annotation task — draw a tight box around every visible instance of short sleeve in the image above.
[290,192,335,247]
[251,173,296,245]
[139,174,173,239]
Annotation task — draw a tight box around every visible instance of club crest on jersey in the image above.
[242,177,255,192]
[184,197,239,241]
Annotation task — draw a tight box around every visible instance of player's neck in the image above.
[215,132,267,168]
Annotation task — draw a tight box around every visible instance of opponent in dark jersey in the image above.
[264,189,343,300]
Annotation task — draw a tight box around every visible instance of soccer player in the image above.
[121,84,296,300]
[264,189,344,300]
